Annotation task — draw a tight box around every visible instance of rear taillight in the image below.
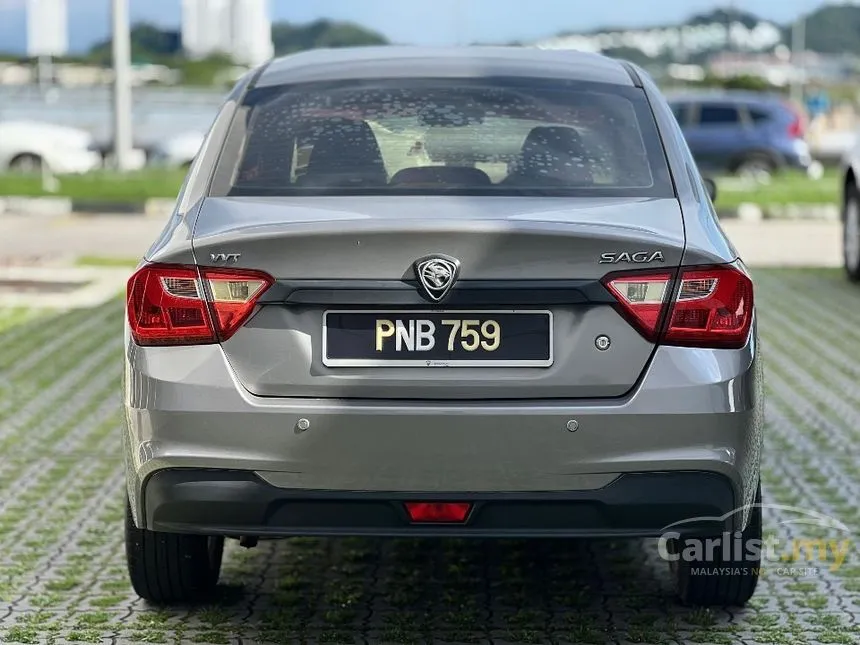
[127,263,273,346]
[785,102,806,138]
[603,264,753,349]
[787,117,804,139]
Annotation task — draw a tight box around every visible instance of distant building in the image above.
[26,0,68,57]
[534,19,782,60]
[230,0,274,67]
[181,0,273,67]
[708,51,859,86]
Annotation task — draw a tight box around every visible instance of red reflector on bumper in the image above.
[404,502,471,523]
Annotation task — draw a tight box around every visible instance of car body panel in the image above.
[840,131,860,186]
[125,325,762,528]
[256,46,635,88]
[190,195,683,399]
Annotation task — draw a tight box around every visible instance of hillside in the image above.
[79,18,388,64]
[798,3,860,54]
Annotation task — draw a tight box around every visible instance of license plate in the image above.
[322,310,553,367]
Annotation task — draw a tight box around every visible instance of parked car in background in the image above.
[0,120,102,174]
[668,92,817,181]
[148,131,206,168]
[89,139,149,171]
[840,135,860,281]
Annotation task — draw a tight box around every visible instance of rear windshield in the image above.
[212,77,674,198]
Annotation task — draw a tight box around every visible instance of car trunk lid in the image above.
[193,195,685,399]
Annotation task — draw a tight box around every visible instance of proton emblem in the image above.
[413,254,460,302]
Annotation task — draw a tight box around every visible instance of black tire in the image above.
[125,500,224,604]
[672,482,762,607]
[8,153,44,174]
[843,180,860,282]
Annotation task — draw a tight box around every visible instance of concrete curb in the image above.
[0,196,172,218]
[0,265,130,308]
[715,203,840,222]
[0,196,843,222]
[1,196,74,217]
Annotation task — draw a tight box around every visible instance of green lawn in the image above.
[0,169,185,201]
[74,255,141,269]
[0,167,843,211]
[713,169,840,210]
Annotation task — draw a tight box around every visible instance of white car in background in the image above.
[841,132,860,282]
[0,120,102,174]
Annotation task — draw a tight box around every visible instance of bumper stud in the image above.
[295,418,310,433]
[566,419,579,432]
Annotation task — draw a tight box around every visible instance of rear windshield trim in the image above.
[209,76,675,200]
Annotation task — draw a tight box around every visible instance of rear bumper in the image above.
[782,140,814,170]
[143,469,737,538]
[123,327,763,536]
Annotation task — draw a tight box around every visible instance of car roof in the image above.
[255,46,635,89]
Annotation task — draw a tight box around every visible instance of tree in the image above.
[177,53,236,86]
[87,23,181,65]
[271,19,388,55]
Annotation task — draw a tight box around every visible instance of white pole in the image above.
[791,16,806,104]
[111,0,134,171]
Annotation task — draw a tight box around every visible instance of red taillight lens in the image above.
[787,117,804,139]
[784,103,805,138]
[602,271,673,342]
[127,265,214,346]
[127,263,273,346]
[665,267,753,348]
[404,502,471,523]
[603,264,753,349]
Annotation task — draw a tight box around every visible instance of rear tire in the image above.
[734,154,775,183]
[672,482,762,607]
[125,500,224,604]
[8,153,44,174]
[843,181,860,282]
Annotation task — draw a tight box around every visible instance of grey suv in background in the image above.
[669,92,815,180]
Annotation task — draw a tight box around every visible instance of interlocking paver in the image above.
[0,268,859,645]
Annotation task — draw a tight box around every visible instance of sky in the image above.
[0,0,837,54]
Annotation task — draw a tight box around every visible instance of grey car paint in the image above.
[126,49,762,532]
[193,196,681,399]
[254,46,636,88]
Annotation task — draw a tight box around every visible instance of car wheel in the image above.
[8,153,44,174]
[844,182,860,282]
[735,155,774,184]
[671,481,762,607]
[125,499,224,604]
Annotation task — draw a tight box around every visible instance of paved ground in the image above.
[719,220,842,268]
[0,213,845,268]
[0,267,859,644]
[0,214,161,266]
